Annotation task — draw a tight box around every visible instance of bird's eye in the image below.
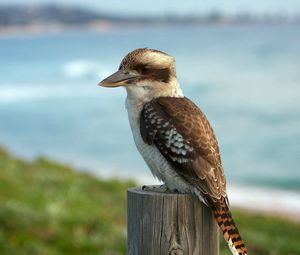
[141,64,150,74]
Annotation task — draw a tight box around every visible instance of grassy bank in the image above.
[0,147,299,255]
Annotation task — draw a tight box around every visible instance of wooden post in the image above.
[127,186,219,255]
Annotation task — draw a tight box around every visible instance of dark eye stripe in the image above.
[151,68,170,83]
[134,63,171,83]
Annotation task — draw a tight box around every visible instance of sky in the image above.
[1,0,300,16]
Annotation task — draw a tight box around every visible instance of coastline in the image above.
[119,173,300,222]
[1,22,299,38]
[1,145,299,221]
[228,185,300,222]
[0,21,112,37]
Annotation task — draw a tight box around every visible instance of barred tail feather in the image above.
[213,200,248,255]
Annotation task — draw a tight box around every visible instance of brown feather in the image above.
[140,96,227,205]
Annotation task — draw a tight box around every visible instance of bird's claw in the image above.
[142,184,169,193]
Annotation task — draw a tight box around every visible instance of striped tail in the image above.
[213,199,248,255]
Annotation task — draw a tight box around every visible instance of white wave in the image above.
[62,59,112,79]
[228,185,300,217]
[0,60,116,103]
[0,85,47,102]
[0,84,93,103]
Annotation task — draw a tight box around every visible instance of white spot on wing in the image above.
[163,122,170,127]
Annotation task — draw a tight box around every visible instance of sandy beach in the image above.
[229,186,300,222]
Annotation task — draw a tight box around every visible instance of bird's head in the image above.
[99,48,183,101]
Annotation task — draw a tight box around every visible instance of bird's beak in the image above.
[98,70,140,87]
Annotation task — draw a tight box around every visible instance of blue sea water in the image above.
[0,25,299,191]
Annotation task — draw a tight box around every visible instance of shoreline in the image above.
[121,173,300,222]
[124,174,300,222]
[228,186,300,222]
[0,22,112,38]
[1,22,299,38]
[1,140,300,222]
[0,145,299,221]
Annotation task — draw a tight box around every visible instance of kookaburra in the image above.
[99,48,247,255]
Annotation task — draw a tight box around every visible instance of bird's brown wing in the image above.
[140,96,227,206]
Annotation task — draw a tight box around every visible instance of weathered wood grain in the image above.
[128,186,219,255]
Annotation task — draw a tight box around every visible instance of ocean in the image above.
[0,25,299,202]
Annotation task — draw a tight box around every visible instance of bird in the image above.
[99,48,248,255]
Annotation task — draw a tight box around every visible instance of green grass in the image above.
[0,147,134,255]
[0,147,299,255]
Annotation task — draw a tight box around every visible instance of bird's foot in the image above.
[142,184,170,193]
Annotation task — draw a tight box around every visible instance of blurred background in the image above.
[0,1,299,254]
